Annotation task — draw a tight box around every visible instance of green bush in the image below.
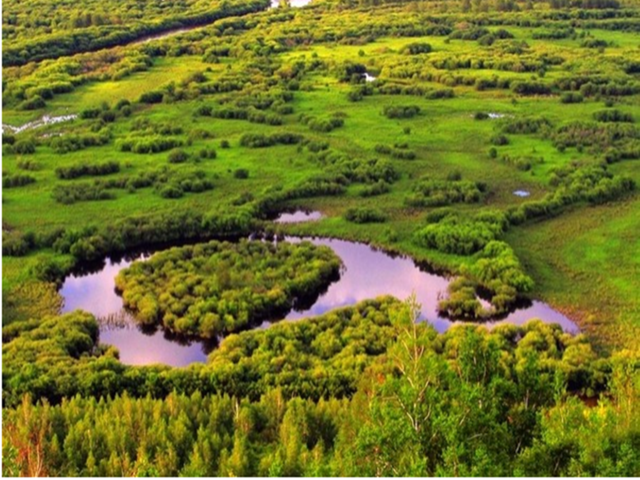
[344,207,387,223]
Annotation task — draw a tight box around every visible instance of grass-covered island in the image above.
[114,240,342,336]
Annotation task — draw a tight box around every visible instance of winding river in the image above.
[60,212,578,367]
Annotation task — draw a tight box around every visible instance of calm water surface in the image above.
[61,220,578,366]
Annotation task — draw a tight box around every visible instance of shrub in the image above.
[13,139,36,154]
[593,109,634,123]
[168,149,190,164]
[19,96,46,110]
[403,42,432,54]
[511,81,552,95]
[50,133,110,154]
[199,148,217,159]
[55,161,120,179]
[344,207,387,223]
[139,91,164,104]
[382,105,421,119]
[234,168,249,179]
[80,108,101,119]
[359,181,391,197]
[52,183,115,204]
[159,185,184,199]
[415,211,507,255]
[560,92,584,104]
[405,178,485,208]
[3,174,36,188]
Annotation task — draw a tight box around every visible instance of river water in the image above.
[60,215,578,366]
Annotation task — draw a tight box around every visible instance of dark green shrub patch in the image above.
[359,180,391,197]
[593,109,634,123]
[240,132,304,148]
[405,178,485,207]
[374,143,417,160]
[13,139,37,154]
[551,122,640,151]
[167,148,190,164]
[502,116,552,134]
[2,174,36,188]
[402,42,432,54]
[55,160,120,179]
[114,240,342,337]
[344,207,387,223]
[415,210,508,255]
[50,132,110,153]
[51,183,116,204]
[382,104,421,119]
[299,113,345,132]
[119,136,184,154]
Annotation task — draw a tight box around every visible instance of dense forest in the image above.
[2,0,640,475]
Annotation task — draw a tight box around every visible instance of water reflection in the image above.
[60,236,579,367]
[278,237,578,334]
[61,254,216,366]
[274,209,323,223]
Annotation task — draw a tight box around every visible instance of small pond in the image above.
[513,190,531,197]
[274,209,323,223]
[61,230,578,367]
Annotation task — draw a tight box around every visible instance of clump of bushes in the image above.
[234,168,249,179]
[139,91,164,104]
[114,240,342,337]
[13,139,37,155]
[405,178,485,207]
[593,109,634,123]
[240,132,304,148]
[403,42,432,54]
[375,144,417,160]
[344,207,387,223]
[55,161,120,179]
[19,95,46,110]
[560,92,584,104]
[382,105,421,119]
[511,81,552,96]
[414,210,508,255]
[50,133,110,154]
[198,148,217,160]
[3,174,36,188]
[52,183,115,204]
[438,241,534,319]
[119,136,184,154]
[551,122,639,151]
[502,116,552,134]
[299,113,345,132]
[500,155,544,171]
[168,149,190,164]
[359,180,391,197]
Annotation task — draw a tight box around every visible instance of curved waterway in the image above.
[61,227,578,367]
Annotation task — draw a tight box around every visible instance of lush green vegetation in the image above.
[2,0,271,66]
[114,240,342,337]
[3,0,640,474]
[3,299,639,476]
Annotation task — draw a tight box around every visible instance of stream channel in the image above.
[60,212,578,366]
